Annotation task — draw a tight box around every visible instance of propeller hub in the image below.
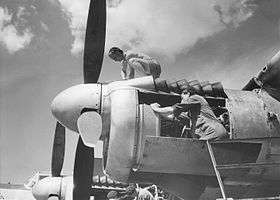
[51,84,102,132]
[32,177,62,200]
[32,177,73,200]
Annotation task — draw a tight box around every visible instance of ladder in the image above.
[207,140,227,199]
[206,141,280,200]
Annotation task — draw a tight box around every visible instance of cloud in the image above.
[52,0,256,59]
[0,7,33,54]
[40,21,49,32]
[214,0,257,28]
[54,0,90,55]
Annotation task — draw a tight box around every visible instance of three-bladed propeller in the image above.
[50,0,106,199]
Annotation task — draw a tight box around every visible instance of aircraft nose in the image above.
[51,84,102,132]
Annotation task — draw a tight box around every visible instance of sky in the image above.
[0,0,280,184]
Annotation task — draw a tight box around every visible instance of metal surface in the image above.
[258,89,280,135]
[51,84,102,132]
[155,78,227,97]
[257,50,280,89]
[77,111,102,148]
[139,136,213,175]
[108,76,156,92]
[225,89,280,139]
[210,138,280,180]
[250,137,280,180]
[105,89,139,182]
[138,136,261,177]
[135,104,157,168]
[32,177,63,200]
[216,162,280,170]
[225,88,280,183]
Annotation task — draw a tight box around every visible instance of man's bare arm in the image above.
[121,62,128,79]
[126,66,135,79]
[121,69,126,79]
[150,103,175,121]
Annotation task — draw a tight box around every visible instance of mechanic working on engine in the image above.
[151,88,227,140]
[108,47,161,80]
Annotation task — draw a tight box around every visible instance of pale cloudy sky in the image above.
[0,0,280,184]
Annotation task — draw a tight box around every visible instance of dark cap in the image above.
[109,47,123,54]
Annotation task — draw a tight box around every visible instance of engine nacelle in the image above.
[103,87,158,182]
[32,176,73,200]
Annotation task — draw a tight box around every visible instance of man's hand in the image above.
[150,103,175,121]
[172,103,189,117]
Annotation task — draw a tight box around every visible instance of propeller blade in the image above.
[72,0,106,198]
[83,0,106,83]
[77,111,102,148]
[51,122,65,177]
[73,136,95,200]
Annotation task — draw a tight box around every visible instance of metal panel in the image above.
[138,136,261,176]
[135,104,158,168]
[224,89,280,139]
[250,137,280,180]
[108,76,156,91]
[138,137,213,175]
[213,138,280,180]
[258,89,280,136]
[105,89,139,182]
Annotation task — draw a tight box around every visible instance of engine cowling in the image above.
[104,89,139,182]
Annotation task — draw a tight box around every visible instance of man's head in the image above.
[181,87,196,99]
[108,47,125,62]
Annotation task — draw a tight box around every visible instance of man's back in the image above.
[122,50,161,79]
[125,50,151,60]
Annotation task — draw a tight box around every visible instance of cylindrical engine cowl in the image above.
[32,176,73,200]
[104,89,139,182]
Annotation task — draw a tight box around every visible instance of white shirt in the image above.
[121,51,160,79]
